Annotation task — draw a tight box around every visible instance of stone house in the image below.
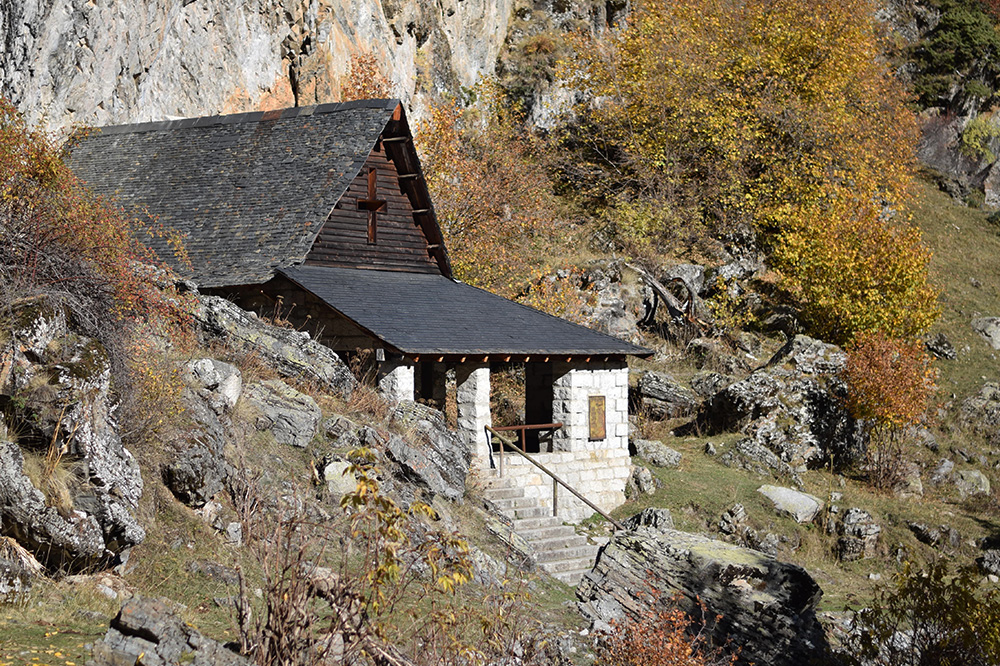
[68,99,650,522]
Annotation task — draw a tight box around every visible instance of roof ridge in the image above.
[88,99,401,136]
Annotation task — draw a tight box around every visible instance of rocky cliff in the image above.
[1,0,515,132]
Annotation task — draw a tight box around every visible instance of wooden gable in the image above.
[305,142,441,274]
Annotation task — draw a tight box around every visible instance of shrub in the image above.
[0,98,192,439]
[596,594,738,666]
[840,331,936,488]
[845,561,1000,666]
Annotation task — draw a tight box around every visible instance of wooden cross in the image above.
[357,167,386,244]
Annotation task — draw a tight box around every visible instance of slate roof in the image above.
[280,265,651,357]
[67,100,409,288]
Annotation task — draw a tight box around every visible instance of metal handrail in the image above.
[485,425,624,531]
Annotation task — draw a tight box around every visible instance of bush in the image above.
[845,561,1000,666]
[840,331,936,488]
[596,594,738,666]
[0,98,192,437]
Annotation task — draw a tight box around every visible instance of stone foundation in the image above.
[493,447,631,522]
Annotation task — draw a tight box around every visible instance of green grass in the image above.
[912,178,1000,398]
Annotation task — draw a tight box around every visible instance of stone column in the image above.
[456,363,491,465]
[377,358,415,404]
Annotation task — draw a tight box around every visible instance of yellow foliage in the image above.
[562,0,936,342]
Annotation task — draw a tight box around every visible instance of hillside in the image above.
[5,0,1000,664]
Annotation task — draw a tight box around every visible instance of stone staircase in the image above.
[483,480,601,585]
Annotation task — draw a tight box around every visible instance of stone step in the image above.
[515,524,580,542]
[512,505,555,520]
[512,516,565,531]
[489,496,541,511]
[482,486,526,500]
[547,565,593,586]
[539,556,599,575]
[528,534,591,551]
[535,544,598,563]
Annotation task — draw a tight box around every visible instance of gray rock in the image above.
[90,596,249,666]
[836,508,880,561]
[633,439,682,468]
[704,441,717,456]
[961,383,1000,444]
[662,263,706,296]
[385,402,471,502]
[758,485,823,523]
[322,459,358,499]
[162,388,231,507]
[972,317,1000,350]
[694,335,862,475]
[930,458,955,485]
[894,461,924,499]
[956,469,991,499]
[185,358,242,415]
[0,302,144,571]
[623,507,674,530]
[926,332,957,360]
[223,522,242,546]
[244,379,321,448]
[195,295,355,399]
[5,0,515,139]
[978,550,1000,576]
[635,371,698,419]
[577,523,827,666]
[625,467,657,498]
[0,557,34,603]
[690,371,735,398]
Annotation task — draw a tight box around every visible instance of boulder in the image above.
[757,485,823,524]
[625,466,657,498]
[635,371,698,419]
[185,358,242,415]
[322,459,358,499]
[930,458,955,485]
[385,402,471,502]
[972,317,1000,350]
[194,294,356,398]
[961,383,1000,444]
[836,508,881,561]
[577,519,827,666]
[633,439,682,468]
[694,335,863,475]
[89,596,250,666]
[244,379,322,448]
[893,461,924,499]
[925,332,957,360]
[162,386,231,507]
[956,469,991,499]
[0,300,144,571]
[978,550,1000,576]
[690,371,735,398]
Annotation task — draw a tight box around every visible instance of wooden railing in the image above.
[485,425,624,530]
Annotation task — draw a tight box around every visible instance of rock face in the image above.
[0,298,144,571]
[635,371,698,420]
[385,401,470,502]
[696,335,862,477]
[2,0,515,134]
[89,596,250,666]
[162,359,243,507]
[835,508,881,561]
[245,379,322,448]
[195,295,355,399]
[577,520,827,666]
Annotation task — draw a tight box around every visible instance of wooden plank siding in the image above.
[305,147,440,273]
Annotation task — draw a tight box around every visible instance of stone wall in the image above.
[497,360,631,522]
[495,446,631,522]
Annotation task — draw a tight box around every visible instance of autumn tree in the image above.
[841,330,936,488]
[562,0,938,344]
[0,99,191,434]
[418,82,588,320]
